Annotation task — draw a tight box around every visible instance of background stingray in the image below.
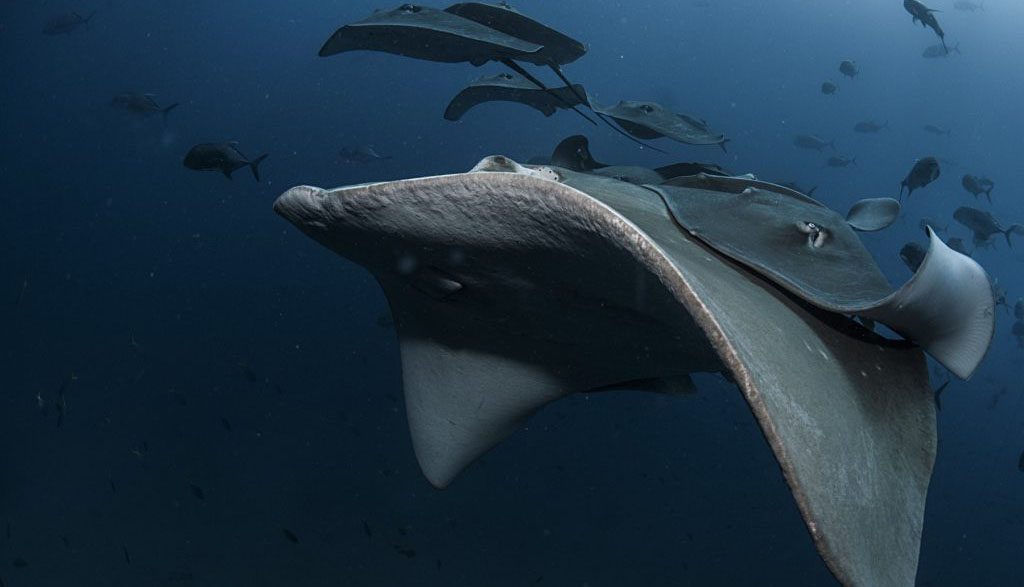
[589,99,729,151]
[274,157,993,586]
[549,135,729,184]
[443,72,586,120]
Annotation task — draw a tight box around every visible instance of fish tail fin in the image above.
[1006,225,1024,248]
[161,103,179,123]
[250,154,269,182]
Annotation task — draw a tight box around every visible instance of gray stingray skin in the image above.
[444,2,587,66]
[589,99,727,146]
[319,5,541,65]
[273,157,985,586]
[444,73,585,120]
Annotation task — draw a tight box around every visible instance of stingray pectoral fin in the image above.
[846,197,901,232]
[860,228,994,379]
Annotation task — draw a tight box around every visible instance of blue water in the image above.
[2,1,1022,585]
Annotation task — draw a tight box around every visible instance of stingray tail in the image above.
[161,103,179,124]
[249,154,268,182]
[502,60,596,127]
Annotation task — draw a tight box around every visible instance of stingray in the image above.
[549,135,729,184]
[274,155,994,586]
[444,72,586,120]
[318,4,596,125]
[589,99,729,151]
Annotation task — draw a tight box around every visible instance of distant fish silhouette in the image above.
[338,146,392,164]
[42,11,95,35]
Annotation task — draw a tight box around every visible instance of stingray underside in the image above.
[274,160,940,586]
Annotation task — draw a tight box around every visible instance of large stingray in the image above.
[589,99,730,151]
[444,72,586,120]
[274,156,993,586]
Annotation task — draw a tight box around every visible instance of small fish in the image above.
[903,0,947,51]
[60,535,71,549]
[923,124,950,136]
[1012,321,1024,347]
[953,207,1024,247]
[362,520,372,540]
[111,93,179,122]
[338,145,393,164]
[826,155,856,168]
[189,483,206,501]
[183,143,268,182]
[392,544,416,558]
[123,545,131,565]
[820,81,838,95]
[1014,298,1024,321]
[793,134,835,152]
[899,157,941,202]
[42,11,95,35]
[961,174,994,203]
[954,1,984,12]
[839,60,858,78]
[220,417,232,432]
[282,528,299,544]
[946,237,970,256]
[11,558,27,569]
[922,42,960,58]
[109,479,118,495]
[853,120,887,133]
[238,362,259,384]
[899,242,927,273]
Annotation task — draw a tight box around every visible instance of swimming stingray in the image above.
[274,154,993,587]
[589,99,729,152]
[444,72,586,120]
[548,135,729,185]
[953,206,1024,248]
[318,4,596,126]
[904,0,947,51]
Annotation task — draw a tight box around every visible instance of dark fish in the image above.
[1014,298,1024,321]
[821,81,838,95]
[189,484,205,501]
[109,479,117,494]
[899,157,940,202]
[220,417,232,432]
[1010,321,1024,346]
[853,120,887,133]
[183,143,268,182]
[338,146,392,164]
[11,558,27,569]
[60,535,71,549]
[282,528,299,544]
[961,174,994,203]
[923,42,960,58]
[793,134,835,151]
[238,363,259,384]
[826,155,856,168]
[111,93,179,122]
[42,11,95,35]
[839,60,858,78]
[123,545,131,565]
[933,379,949,411]
[923,124,950,136]
[954,1,984,12]
[362,520,372,540]
[904,0,947,50]
[953,206,1024,247]
[392,545,416,558]
[899,242,926,273]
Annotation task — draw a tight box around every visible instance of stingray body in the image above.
[900,157,940,201]
[275,155,994,586]
[444,73,585,120]
[549,135,729,184]
[589,99,729,150]
[904,0,947,50]
[443,2,586,66]
[318,5,542,65]
[953,206,1024,247]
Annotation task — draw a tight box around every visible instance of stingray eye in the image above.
[500,73,512,79]
[640,104,654,114]
[798,221,828,248]
[399,4,421,13]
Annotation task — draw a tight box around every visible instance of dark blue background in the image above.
[1,1,1021,585]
